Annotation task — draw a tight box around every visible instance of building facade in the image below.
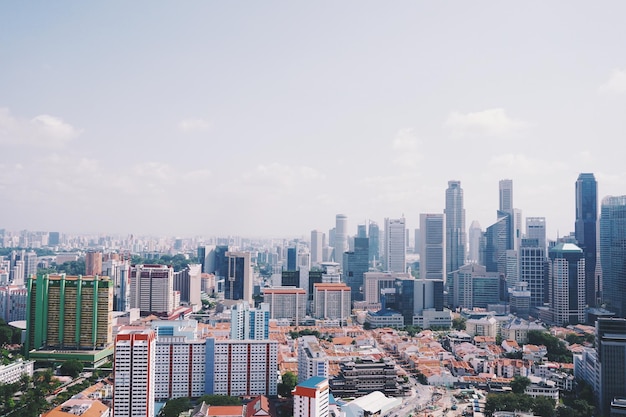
[548,243,585,326]
[445,180,466,278]
[262,287,307,324]
[129,264,175,315]
[297,336,329,384]
[600,196,626,318]
[384,217,406,273]
[293,376,330,417]
[575,173,598,308]
[312,283,351,323]
[420,213,446,280]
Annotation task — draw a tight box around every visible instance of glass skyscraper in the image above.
[600,195,626,317]
[575,173,598,307]
[445,180,466,277]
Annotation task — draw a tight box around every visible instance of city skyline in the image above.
[2,2,626,239]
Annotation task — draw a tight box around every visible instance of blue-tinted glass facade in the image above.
[575,173,598,307]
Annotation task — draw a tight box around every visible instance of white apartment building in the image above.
[313,283,351,324]
[0,359,34,384]
[129,264,175,315]
[0,285,27,322]
[113,327,156,417]
[297,336,329,384]
[293,376,330,417]
[262,287,307,325]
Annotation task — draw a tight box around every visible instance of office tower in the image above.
[343,237,369,302]
[445,180,466,277]
[262,287,307,324]
[525,217,547,254]
[600,196,626,317]
[420,214,446,280]
[297,336,329,384]
[287,247,297,271]
[363,272,411,305]
[48,232,60,246]
[230,302,269,340]
[391,277,449,328]
[414,228,421,255]
[384,217,406,273]
[312,283,351,324]
[293,377,330,417]
[357,224,367,239]
[225,251,253,304]
[85,250,103,276]
[334,214,348,268]
[214,245,229,278]
[197,245,216,275]
[129,264,175,315]
[596,318,626,416]
[548,243,585,326]
[102,258,130,312]
[281,270,300,287]
[450,264,501,310]
[23,251,37,281]
[25,274,113,352]
[484,210,513,275]
[197,246,207,273]
[468,221,482,263]
[519,238,548,308]
[310,230,323,267]
[368,221,380,264]
[173,263,202,306]
[499,179,513,213]
[575,173,598,308]
[205,338,278,397]
[0,285,28,322]
[113,327,156,417]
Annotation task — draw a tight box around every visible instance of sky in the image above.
[1,2,626,240]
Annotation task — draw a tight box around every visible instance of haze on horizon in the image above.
[1,2,626,240]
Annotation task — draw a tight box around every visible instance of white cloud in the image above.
[391,128,423,168]
[0,108,82,146]
[488,153,568,175]
[598,69,626,94]
[178,118,211,133]
[445,108,528,136]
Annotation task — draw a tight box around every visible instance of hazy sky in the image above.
[2,2,626,239]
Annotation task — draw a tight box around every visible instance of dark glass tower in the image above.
[342,237,369,302]
[575,173,598,307]
[600,196,626,317]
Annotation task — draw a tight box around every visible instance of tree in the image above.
[60,359,83,378]
[532,396,556,417]
[510,376,531,394]
[452,317,466,330]
[196,394,242,406]
[57,260,86,276]
[278,371,298,397]
[159,397,191,417]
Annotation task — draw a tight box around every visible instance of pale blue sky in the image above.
[1,2,626,239]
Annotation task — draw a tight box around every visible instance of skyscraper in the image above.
[548,243,585,326]
[596,318,626,417]
[230,302,270,340]
[484,210,513,275]
[420,214,446,281]
[519,238,548,308]
[525,217,547,254]
[310,230,324,267]
[342,237,369,302]
[575,173,598,307]
[129,264,175,315]
[499,179,513,213]
[384,217,406,273]
[334,214,348,268]
[468,221,482,263]
[445,180,466,276]
[600,195,626,317]
[225,251,253,304]
[368,221,380,265]
[85,250,103,276]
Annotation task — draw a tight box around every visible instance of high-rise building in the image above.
[26,274,113,352]
[548,243,585,326]
[390,277,450,328]
[262,287,307,324]
[519,238,548,308]
[526,217,547,254]
[0,285,28,322]
[129,264,175,315]
[384,217,406,273]
[48,232,60,246]
[596,318,626,417]
[113,327,156,417]
[499,179,513,213]
[85,250,103,276]
[468,221,482,263]
[224,251,253,304]
[450,264,502,310]
[297,336,329,384]
[420,214,445,280]
[174,264,202,306]
[363,272,411,306]
[342,237,369,302]
[484,211,513,275]
[368,222,380,265]
[214,245,229,278]
[287,247,297,271]
[293,376,330,417]
[230,302,269,340]
[600,195,626,317]
[357,224,367,239]
[334,214,348,268]
[313,283,351,324]
[575,173,598,308]
[445,180,466,277]
[310,230,324,267]
[102,258,130,312]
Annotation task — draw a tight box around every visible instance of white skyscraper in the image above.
[445,180,466,276]
[310,230,324,267]
[468,221,482,263]
[526,217,547,253]
[334,214,348,268]
[384,217,406,273]
[420,213,446,281]
[499,179,513,213]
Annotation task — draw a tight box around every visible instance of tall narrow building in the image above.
[368,221,380,265]
[225,251,253,304]
[420,214,446,281]
[600,195,626,317]
[468,221,482,263]
[499,179,513,214]
[548,243,585,326]
[310,230,324,267]
[334,214,348,268]
[445,180,466,277]
[129,264,175,315]
[575,173,598,307]
[343,237,369,302]
[85,250,103,276]
[596,318,626,417]
[525,217,547,254]
[384,217,406,273]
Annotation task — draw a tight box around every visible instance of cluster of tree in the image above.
[452,316,467,330]
[0,371,56,417]
[485,392,556,417]
[0,318,22,346]
[158,395,242,417]
[0,248,55,257]
[59,359,84,378]
[131,253,197,272]
[278,371,298,397]
[565,332,595,346]
[289,329,321,340]
[527,330,573,363]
